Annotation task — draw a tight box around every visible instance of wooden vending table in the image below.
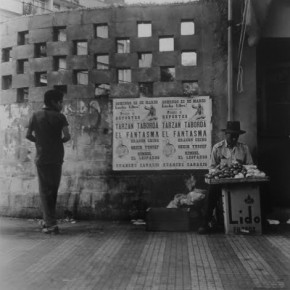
[205,177,269,235]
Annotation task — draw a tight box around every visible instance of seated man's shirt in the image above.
[210,140,253,168]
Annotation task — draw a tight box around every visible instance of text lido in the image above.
[227,192,261,234]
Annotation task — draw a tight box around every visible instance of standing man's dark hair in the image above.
[26,89,71,234]
[44,89,64,107]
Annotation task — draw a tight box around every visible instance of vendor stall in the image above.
[205,164,269,235]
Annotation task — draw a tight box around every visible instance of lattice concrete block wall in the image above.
[0,2,229,219]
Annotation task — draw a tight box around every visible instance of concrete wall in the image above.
[0,1,239,220]
[263,0,290,38]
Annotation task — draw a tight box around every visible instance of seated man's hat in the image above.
[221,121,246,134]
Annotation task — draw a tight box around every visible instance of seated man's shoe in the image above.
[42,225,59,234]
[198,225,210,234]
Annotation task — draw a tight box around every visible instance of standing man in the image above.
[198,121,253,234]
[26,89,71,234]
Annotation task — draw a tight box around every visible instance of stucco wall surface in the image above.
[0,1,232,220]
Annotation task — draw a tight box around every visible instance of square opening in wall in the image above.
[181,20,195,35]
[116,38,130,53]
[2,48,12,62]
[35,43,47,58]
[95,24,108,38]
[54,85,67,95]
[2,75,12,90]
[53,56,67,71]
[38,0,45,10]
[183,81,199,95]
[53,3,60,10]
[74,41,87,55]
[53,26,67,41]
[95,54,109,70]
[95,84,110,96]
[159,37,174,52]
[138,53,152,68]
[181,51,197,66]
[137,22,152,37]
[160,67,175,82]
[18,31,29,45]
[17,87,29,103]
[139,82,153,97]
[73,70,88,85]
[118,69,131,83]
[17,59,29,74]
[35,72,47,87]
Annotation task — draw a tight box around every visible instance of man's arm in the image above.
[210,145,219,168]
[244,145,253,165]
[26,117,36,142]
[62,126,71,143]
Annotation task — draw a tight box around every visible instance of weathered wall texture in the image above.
[0,1,243,220]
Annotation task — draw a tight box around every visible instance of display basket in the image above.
[205,176,269,185]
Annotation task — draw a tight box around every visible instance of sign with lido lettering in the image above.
[222,184,262,234]
[113,96,212,170]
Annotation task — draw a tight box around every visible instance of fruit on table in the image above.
[205,162,266,180]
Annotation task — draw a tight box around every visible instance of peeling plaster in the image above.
[63,100,102,150]
[0,104,30,130]
[0,104,32,165]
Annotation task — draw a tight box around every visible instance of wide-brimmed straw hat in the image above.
[221,121,246,135]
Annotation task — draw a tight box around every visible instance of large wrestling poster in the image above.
[113,96,212,170]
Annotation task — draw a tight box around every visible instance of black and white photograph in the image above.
[0,0,290,289]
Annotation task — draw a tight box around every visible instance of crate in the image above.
[146,208,190,232]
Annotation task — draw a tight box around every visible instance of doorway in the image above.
[257,38,290,207]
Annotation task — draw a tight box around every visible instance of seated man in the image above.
[198,121,253,234]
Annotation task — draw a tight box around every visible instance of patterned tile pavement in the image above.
[0,217,290,290]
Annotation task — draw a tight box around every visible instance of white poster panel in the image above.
[113,96,212,170]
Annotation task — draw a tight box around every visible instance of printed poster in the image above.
[113,96,212,170]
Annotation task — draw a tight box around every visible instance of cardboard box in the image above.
[146,208,190,232]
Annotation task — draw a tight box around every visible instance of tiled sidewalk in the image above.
[0,217,290,290]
